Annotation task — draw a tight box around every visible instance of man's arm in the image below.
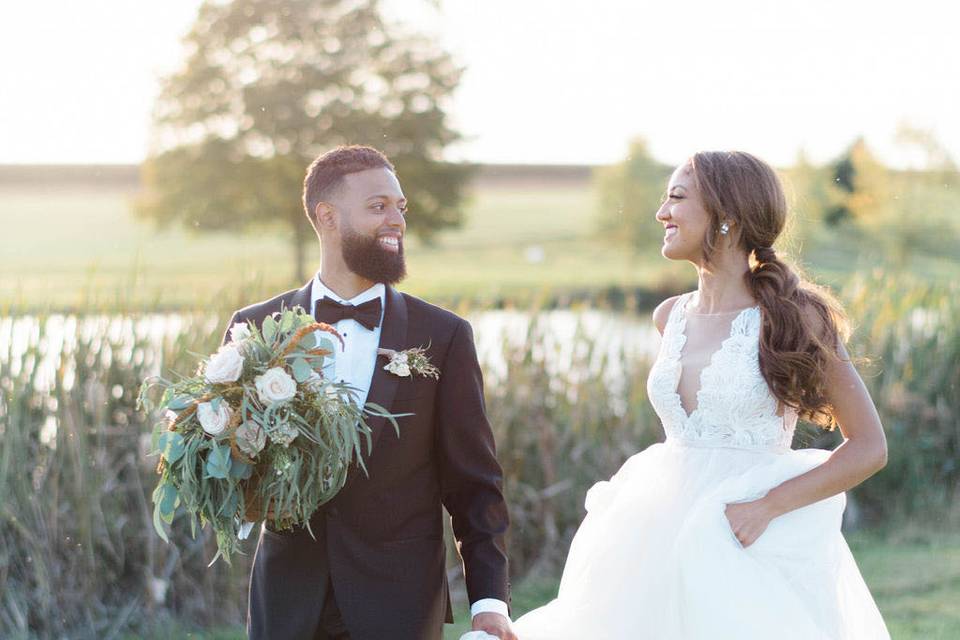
[434,320,511,616]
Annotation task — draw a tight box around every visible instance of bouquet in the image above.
[137,306,400,564]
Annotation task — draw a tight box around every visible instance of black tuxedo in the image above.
[221,282,510,639]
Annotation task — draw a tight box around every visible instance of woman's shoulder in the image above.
[652,293,690,336]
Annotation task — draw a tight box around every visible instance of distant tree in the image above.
[824,138,891,228]
[137,0,471,282]
[595,139,672,255]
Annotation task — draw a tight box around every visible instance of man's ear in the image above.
[315,202,336,231]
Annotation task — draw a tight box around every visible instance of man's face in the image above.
[330,167,408,284]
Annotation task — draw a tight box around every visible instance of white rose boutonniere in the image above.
[255,367,298,405]
[204,344,244,384]
[378,346,439,379]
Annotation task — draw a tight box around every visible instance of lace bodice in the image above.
[647,292,797,452]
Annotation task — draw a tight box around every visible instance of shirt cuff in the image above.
[470,598,510,619]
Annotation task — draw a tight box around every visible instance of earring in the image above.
[719,222,730,235]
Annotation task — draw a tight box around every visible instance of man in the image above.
[221,145,514,640]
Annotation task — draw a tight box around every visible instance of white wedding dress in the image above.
[511,292,889,639]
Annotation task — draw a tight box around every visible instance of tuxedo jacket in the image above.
[221,282,510,640]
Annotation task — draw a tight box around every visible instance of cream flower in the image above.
[255,367,297,405]
[197,400,232,436]
[204,344,244,384]
[386,360,411,377]
[235,421,267,457]
[228,322,252,343]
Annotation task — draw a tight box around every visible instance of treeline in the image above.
[595,132,960,268]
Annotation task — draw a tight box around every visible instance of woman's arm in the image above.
[725,342,888,547]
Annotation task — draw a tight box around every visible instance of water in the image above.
[1,310,660,392]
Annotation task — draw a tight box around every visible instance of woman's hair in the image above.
[689,150,849,427]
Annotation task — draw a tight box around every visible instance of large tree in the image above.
[137,0,471,281]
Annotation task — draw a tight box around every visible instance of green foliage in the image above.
[842,274,960,521]
[137,0,472,280]
[140,307,395,563]
[594,138,672,254]
[2,274,959,636]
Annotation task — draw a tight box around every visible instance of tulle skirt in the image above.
[512,440,889,639]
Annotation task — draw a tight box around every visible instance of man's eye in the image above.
[669,194,683,200]
[399,206,408,215]
[372,203,385,211]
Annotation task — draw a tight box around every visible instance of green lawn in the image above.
[3,181,958,312]
[0,182,690,311]
[129,531,959,639]
[440,530,960,639]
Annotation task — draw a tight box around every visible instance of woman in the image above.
[511,151,890,639]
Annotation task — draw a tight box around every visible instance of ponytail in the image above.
[746,248,848,427]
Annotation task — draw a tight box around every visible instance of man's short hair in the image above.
[302,145,395,231]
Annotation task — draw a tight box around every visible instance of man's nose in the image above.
[387,207,405,227]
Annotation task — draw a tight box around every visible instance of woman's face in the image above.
[655,163,711,262]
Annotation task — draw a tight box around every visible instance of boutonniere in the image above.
[377,346,440,379]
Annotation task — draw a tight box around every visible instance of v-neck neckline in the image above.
[674,294,757,421]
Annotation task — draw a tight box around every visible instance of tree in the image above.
[595,139,672,255]
[136,0,471,282]
[824,137,891,227]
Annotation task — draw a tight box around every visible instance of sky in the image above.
[1,0,958,168]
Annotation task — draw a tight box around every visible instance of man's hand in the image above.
[471,612,517,640]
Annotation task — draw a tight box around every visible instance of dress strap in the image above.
[664,292,693,333]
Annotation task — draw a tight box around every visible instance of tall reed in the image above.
[1,274,957,637]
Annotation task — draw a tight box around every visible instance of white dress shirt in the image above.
[310,277,385,407]
[311,275,510,623]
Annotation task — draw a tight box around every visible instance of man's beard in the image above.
[340,226,407,285]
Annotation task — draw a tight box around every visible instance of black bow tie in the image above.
[314,296,383,331]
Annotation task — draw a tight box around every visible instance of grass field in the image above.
[129,530,959,639]
[5,178,956,311]
[0,181,691,310]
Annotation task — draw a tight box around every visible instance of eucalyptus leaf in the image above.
[298,331,317,350]
[168,395,193,410]
[292,358,312,383]
[152,500,169,543]
[229,460,253,480]
[204,442,232,479]
[262,315,278,343]
[158,481,180,524]
[158,431,186,464]
[279,310,295,333]
[150,421,166,452]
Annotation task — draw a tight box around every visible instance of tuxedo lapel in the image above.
[350,285,408,480]
[286,281,313,316]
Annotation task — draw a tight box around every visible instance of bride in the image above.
[511,151,890,639]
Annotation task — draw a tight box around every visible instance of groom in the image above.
[221,146,514,640]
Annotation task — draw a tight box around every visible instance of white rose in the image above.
[197,401,233,436]
[386,360,411,377]
[229,322,252,343]
[235,421,267,457]
[205,344,244,384]
[255,367,297,405]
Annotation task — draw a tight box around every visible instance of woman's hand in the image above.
[724,498,777,548]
